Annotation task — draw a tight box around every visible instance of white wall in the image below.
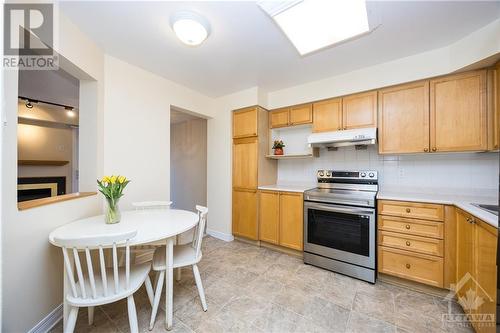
[1,10,105,333]
[102,55,215,210]
[278,146,499,193]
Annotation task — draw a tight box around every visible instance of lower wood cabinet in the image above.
[456,208,497,333]
[259,190,303,251]
[232,189,258,240]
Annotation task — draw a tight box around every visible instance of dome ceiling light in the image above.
[170,11,210,46]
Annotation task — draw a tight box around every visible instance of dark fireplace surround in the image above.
[17,177,66,202]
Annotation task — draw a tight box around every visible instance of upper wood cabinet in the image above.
[269,104,312,128]
[312,98,342,132]
[312,92,376,133]
[378,81,430,154]
[233,107,258,138]
[342,91,377,129]
[258,191,280,244]
[232,137,258,189]
[269,108,289,128]
[430,70,488,152]
[488,66,499,150]
[232,189,258,240]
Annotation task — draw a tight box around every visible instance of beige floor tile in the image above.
[196,307,262,333]
[218,296,270,326]
[252,303,304,333]
[242,276,286,303]
[174,296,222,331]
[352,288,395,324]
[345,311,396,333]
[301,295,351,332]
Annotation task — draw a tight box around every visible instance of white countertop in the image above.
[258,182,316,193]
[378,187,498,228]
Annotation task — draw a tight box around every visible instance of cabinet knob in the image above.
[337,127,341,131]
[343,127,347,130]
[406,241,411,246]
[424,148,429,152]
[405,264,411,269]
[432,147,437,152]
[406,208,411,213]
[405,224,411,230]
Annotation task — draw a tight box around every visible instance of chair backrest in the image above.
[53,230,137,300]
[132,201,173,210]
[192,205,208,259]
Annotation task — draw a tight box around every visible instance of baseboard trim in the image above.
[206,229,234,242]
[28,303,63,333]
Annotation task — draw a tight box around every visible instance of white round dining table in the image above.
[49,209,199,331]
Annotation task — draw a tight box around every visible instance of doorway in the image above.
[170,106,207,228]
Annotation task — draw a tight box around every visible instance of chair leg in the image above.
[192,264,207,311]
[127,295,139,333]
[175,267,182,281]
[88,306,94,325]
[144,275,154,307]
[149,270,165,330]
[65,306,79,333]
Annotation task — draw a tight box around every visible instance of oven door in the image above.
[304,201,376,268]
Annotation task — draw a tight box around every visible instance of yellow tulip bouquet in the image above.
[97,175,130,224]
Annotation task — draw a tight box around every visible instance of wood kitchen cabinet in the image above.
[279,192,304,251]
[232,189,258,240]
[430,70,488,152]
[269,104,312,128]
[258,190,303,251]
[233,107,258,138]
[378,81,430,154]
[259,191,280,244]
[232,106,277,241]
[342,91,377,129]
[232,137,258,189]
[456,208,497,333]
[312,98,342,132]
[488,65,499,151]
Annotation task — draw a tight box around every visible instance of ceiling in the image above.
[60,1,500,98]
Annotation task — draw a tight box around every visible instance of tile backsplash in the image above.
[277,146,499,190]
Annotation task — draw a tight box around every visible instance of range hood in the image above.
[307,127,377,148]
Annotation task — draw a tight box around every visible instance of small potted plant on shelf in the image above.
[272,140,285,155]
[97,175,130,224]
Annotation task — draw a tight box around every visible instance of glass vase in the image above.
[105,198,121,224]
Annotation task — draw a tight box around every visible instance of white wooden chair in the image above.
[148,205,208,330]
[54,230,154,333]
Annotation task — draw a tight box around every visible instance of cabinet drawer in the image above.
[378,230,444,257]
[378,246,443,288]
[378,215,444,239]
[378,200,444,221]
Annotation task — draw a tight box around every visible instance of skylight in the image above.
[258,0,370,56]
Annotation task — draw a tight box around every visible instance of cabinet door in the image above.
[378,81,430,154]
[279,192,303,250]
[233,107,258,138]
[456,209,475,306]
[232,189,258,240]
[488,67,499,151]
[289,104,312,125]
[312,98,342,132]
[259,191,280,244]
[342,91,377,129]
[232,137,258,189]
[430,70,487,152]
[269,108,289,128]
[473,219,497,333]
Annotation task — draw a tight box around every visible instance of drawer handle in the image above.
[406,241,411,246]
[405,208,411,213]
[405,264,411,269]
[405,224,411,230]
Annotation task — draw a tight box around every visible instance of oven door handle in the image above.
[305,202,375,216]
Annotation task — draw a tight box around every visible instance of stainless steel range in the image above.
[303,170,378,283]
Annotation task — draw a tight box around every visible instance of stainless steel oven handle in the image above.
[305,202,375,216]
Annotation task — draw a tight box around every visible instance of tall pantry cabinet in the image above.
[232,106,276,240]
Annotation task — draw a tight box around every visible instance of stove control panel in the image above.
[317,170,378,181]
